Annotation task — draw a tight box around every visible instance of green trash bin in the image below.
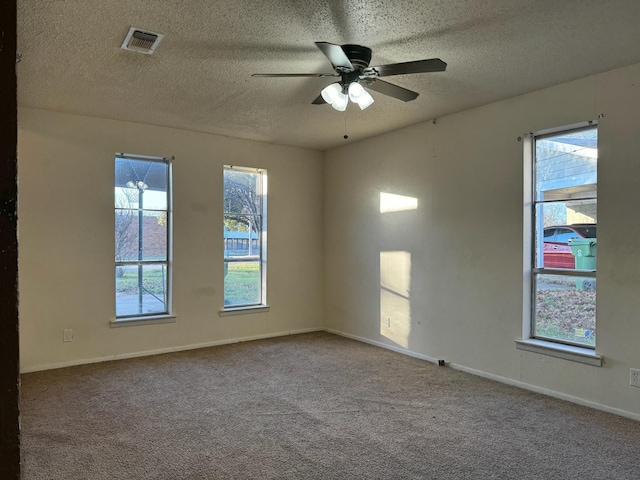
[569,237,597,290]
[568,238,597,270]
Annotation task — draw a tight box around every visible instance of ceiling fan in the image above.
[252,42,447,111]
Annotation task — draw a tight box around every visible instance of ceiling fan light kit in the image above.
[321,82,371,111]
[252,41,447,112]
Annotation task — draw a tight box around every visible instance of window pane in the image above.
[116,264,167,316]
[224,214,261,258]
[535,200,597,269]
[224,170,260,215]
[115,212,167,262]
[115,183,142,209]
[224,261,261,307]
[142,213,167,261]
[115,158,168,210]
[535,128,597,200]
[115,210,139,262]
[534,273,596,347]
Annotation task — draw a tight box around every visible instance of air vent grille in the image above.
[121,27,164,54]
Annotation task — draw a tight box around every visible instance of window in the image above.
[529,123,597,348]
[223,166,267,309]
[115,155,171,319]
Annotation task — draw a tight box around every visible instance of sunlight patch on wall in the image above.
[380,251,412,348]
[380,192,418,213]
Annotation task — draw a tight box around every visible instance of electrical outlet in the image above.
[385,317,391,328]
[63,329,73,343]
[631,369,640,388]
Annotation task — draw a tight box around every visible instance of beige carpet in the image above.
[21,332,640,479]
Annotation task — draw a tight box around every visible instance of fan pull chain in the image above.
[344,115,349,140]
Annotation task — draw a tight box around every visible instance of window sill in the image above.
[515,339,602,367]
[110,315,176,328]
[219,305,270,317]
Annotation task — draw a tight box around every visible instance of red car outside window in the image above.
[543,224,596,269]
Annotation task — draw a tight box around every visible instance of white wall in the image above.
[18,108,324,371]
[324,63,640,418]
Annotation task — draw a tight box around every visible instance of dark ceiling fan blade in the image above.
[362,79,419,102]
[315,42,354,71]
[363,58,447,77]
[312,94,326,105]
[252,73,339,78]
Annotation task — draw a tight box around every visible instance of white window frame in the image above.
[517,121,602,366]
[221,165,268,314]
[113,153,173,325]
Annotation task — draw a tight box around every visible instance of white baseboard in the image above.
[448,362,640,422]
[325,328,443,365]
[326,328,640,423]
[20,327,324,373]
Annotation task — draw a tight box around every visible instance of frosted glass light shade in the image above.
[348,82,374,109]
[333,92,348,111]
[356,89,374,110]
[321,83,342,104]
[348,82,364,102]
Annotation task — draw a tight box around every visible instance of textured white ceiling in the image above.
[17,0,640,151]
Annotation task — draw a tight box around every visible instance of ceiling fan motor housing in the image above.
[341,44,372,71]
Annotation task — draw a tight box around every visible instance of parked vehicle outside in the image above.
[543,224,596,268]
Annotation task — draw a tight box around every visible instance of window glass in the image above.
[534,273,596,345]
[115,156,171,318]
[531,125,597,347]
[223,167,266,308]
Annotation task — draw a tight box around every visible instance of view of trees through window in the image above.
[115,156,170,318]
[224,167,265,308]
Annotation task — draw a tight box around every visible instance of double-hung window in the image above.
[223,166,267,309]
[115,154,172,319]
[528,123,598,348]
